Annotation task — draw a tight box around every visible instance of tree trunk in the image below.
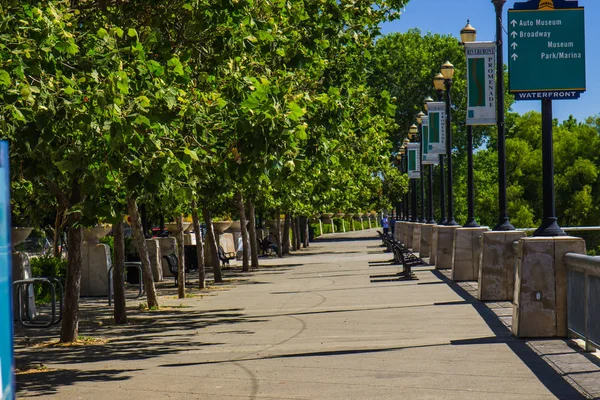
[191,200,205,289]
[203,208,222,283]
[303,217,309,247]
[275,209,283,258]
[235,191,250,272]
[246,197,259,269]
[52,206,64,257]
[112,219,127,325]
[176,215,185,299]
[127,195,159,308]
[60,180,82,343]
[291,215,298,251]
[297,217,302,249]
[282,213,291,255]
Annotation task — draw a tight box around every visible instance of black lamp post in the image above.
[416,113,427,223]
[424,97,436,224]
[408,126,419,223]
[433,76,447,225]
[395,152,403,220]
[461,21,480,228]
[440,61,458,226]
[492,0,514,231]
[434,74,449,225]
[402,138,410,220]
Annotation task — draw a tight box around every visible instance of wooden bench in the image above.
[218,245,236,266]
[391,241,423,280]
[163,253,200,286]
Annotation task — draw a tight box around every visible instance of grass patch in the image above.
[33,336,108,348]
[16,364,56,375]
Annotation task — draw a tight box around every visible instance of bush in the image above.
[29,255,67,305]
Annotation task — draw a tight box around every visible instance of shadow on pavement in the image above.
[17,369,135,398]
[431,269,586,400]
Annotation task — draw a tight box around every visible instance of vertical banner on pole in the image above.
[421,116,439,165]
[407,143,420,179]
[465,42,496,125]
[426,102,446,155]
[0,141,13,400]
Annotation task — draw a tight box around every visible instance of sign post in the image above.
[508,0,585,236]
[0,141,14,400]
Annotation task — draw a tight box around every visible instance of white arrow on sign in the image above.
[511,20,517,27]
[511,31,517,38]
[511,53,518,61]
[511,42,518,49]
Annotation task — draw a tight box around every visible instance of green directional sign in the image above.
[508,7,586,100]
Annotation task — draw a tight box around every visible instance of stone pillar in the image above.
[512,236,585,338]
[405,223,414,249]
[451,227,489,281]
[158,237,177,277]
[478,231,526,301]
[394,221,402,240]
[435,226,459,270]
[145,238,163,282]
[412,224,422,253]
[398,222,407,243]
[81,242,111,297]
[420,224,435,258]
[430,226,439,265]
[184,233,196,245]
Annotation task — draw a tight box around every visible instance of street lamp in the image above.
[423,97,436,224]
[402,138,410,220]
[409,125,418,223]
[439,61,458,226]
[433,74,447,225]
[395,152,403,220]
[416,112,426,223]
[461,20,480,228]
[460,20,477,44]
[491,0,514,231]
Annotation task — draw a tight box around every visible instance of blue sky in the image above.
[380,0,599,123]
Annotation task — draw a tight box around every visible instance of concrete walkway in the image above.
[15,229,588,399]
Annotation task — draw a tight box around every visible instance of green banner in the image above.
[468,58,486,107]
[407,143,420,179]
[422,116,438,165]
[426,102,446,154]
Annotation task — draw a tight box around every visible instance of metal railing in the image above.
[13,278,63,328]
[564,252,600,351]
[107,262,144,306]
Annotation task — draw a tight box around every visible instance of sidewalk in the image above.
[14,229,594,399]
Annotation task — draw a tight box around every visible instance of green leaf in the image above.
[133,115,151,126]
[55,160,75,174]
[112,27,124,38]
[97,28,108,38]
[184,148,199,161]
[167,57,184,76]
[0,70,10,87]
[11,106,25,122]
[127,28,137,37]
[147,61,164,76]
[287,102,305,122]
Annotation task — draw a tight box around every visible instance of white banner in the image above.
[421,116,439,165]
[465,42,496,126]
[407,143,420,179]
[426,102,446,155]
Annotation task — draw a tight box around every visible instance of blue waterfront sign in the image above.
[508,0,585,100]
[0,141,14,400]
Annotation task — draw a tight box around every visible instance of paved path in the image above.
[16,229,587,399]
